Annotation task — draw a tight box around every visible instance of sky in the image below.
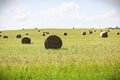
[0,0,120,30]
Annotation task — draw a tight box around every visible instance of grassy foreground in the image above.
[0,28,120,80]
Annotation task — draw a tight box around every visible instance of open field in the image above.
[0,28,120,80]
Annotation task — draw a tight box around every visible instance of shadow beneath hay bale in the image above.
[61,48,68,50]
[45,48,68,51]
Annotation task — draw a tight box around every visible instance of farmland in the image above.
[0,28,120,80]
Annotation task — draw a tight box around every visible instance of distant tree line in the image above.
[108,26,120,29]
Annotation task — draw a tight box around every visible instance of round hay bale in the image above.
[42,33,45,36]
[116,32,120,35]
[44,35,62,49]
[0,35,2,37]
[43,32,46,34]
[82,32,86,35]
[100,32,108,38]
[107,29,110,32]
[3,35,8,38]
[26,33,29,35]
[94,30,96,32]
[46,32,49,34]
[89,31,93,34]
[21,36,31,44]
[35,28,38,30]
[16,34,22,38]
[63,32,67,36]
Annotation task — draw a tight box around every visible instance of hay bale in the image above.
[42,33,45,36]
[21,36,31,44]
[35,28,38,30]
[44,35,62,49]
[64,32,67,36]
[43,32,45,33]
[82,32,86,35]
[46,32,49,34]
[116,32,120,35]
[3,35,8,38]
[100,32,108,38]
[89,30,91,32]
[89,31,93,34]
[94,30,96,32]
[16,34,22,38]
[107,29,110,32]
[26,33,29,35]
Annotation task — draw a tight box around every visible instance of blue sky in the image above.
[0,0,120,30]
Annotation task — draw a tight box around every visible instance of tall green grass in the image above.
[0,28,120,80]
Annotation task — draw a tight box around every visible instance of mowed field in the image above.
[0,28,120,80]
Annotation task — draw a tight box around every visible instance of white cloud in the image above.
[35,1,119,29]
[0,8,30,21]
[99,9,117,18]
[107,0,120,3]
[6,0,23,4]
[0,16,6,20]
[79,9,118,21]
[106,0,120,11]
[0,1,119,30]
[0,8,32,30]
[13,8,31,20]
[39,1,79,19]
[37,1,118,22]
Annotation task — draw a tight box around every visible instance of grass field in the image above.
[0,28,120,80]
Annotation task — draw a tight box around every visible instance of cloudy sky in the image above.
[0,0,120,30]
